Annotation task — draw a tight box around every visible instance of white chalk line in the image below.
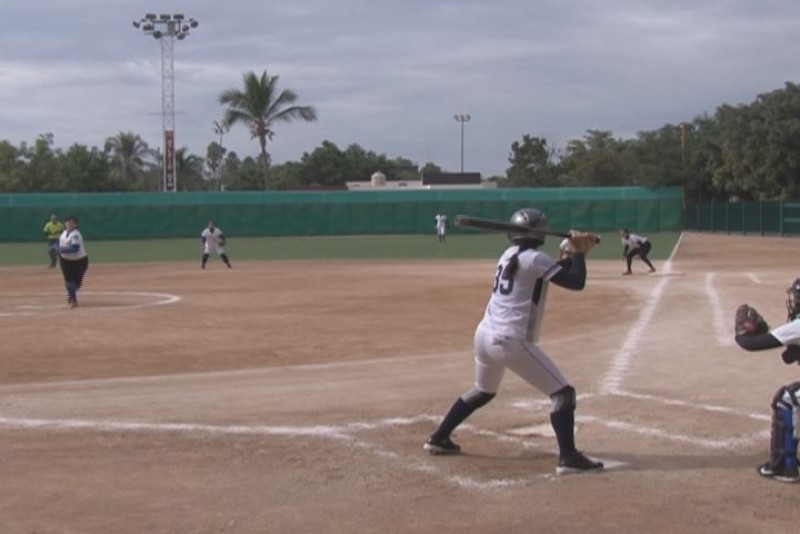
[0,413,442,439]
[747,273,762,284]
[706,273,734,346]
[579,415,769,449]
[592,231,771,451]
[0,411,620,491]
[612,391,769,422]
[0,291,181,317]
[599,233,682,395]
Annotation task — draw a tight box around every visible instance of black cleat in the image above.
[757,462,799,483]
[423,435,461,455]
[556,451,604,475]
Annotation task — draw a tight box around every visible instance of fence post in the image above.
[710,200,715,232]
[725,202,730,234]
[742,202,746,235]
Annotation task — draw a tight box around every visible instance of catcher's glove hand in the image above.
[734,303,769,336]
[568,230,600,255]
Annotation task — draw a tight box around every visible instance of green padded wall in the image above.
[1,187,683,242]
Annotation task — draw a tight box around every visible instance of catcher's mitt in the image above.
[734,303,769,336]
[568,230,600,255]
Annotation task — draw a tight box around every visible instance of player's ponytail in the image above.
[503,242,535,281]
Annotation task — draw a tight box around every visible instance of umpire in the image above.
[58,215,89,308]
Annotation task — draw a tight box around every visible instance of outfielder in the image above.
[434,213,448,244]
[43,213,64,268]
[734,279,800,483]
[201,220,232,269]
[620,228,656,275]
[58,215,89,308]
[424,208,604,474]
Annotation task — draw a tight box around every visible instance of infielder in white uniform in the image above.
[424,208,604,474]
[735,277,800,483]
[201,220,232,269]
[620,228,656,275]
[434,213,448,243]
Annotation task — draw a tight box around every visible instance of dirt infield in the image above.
[2,232,800,533]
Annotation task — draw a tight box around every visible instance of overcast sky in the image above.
[1,0,799,178]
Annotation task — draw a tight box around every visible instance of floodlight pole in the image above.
[133,13,199,192]
[454,114,471,173]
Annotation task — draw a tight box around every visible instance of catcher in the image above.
[733,277,800,483]
[200,220,232,269]
[424,208,604,475]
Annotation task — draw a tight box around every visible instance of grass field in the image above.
[1,232,682,266]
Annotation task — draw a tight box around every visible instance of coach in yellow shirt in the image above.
[43,213,64,268]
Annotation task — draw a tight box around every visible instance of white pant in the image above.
[473,321,568,396]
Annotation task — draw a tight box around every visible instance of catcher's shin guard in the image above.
[768,383,800,473]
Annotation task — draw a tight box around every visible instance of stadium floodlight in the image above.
[454,114,471,173]
[133,13,200,192]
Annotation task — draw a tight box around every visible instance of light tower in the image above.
[454,113,471,173]
[133,13,199,192]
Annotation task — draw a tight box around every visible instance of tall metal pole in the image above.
[454,114,471,173]
[680,122,686,165]
[213,120,230,191]
[133,13,199,192]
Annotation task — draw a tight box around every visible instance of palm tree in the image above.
[219,70,317,189]
[103,132,154,185]
[175,147,205,191]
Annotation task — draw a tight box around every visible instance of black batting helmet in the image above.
[508,208,547,246]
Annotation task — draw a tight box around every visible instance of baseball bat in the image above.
[455,215,601,243]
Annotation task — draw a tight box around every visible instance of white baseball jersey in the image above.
[435,214,447,234]
[201,226,226,254]
[621,233,648,249]
[473,245,569,396]
[770,319,800,345]
[480,246,562,341]
[58,229,87,261]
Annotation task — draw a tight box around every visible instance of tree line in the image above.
[1,73,799,200]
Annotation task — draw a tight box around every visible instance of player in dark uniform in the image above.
[734,278,800,483]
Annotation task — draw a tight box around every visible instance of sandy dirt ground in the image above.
[1,232,800,534]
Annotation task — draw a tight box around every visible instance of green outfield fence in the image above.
[1,187,683,242]
[684,200,800,235]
